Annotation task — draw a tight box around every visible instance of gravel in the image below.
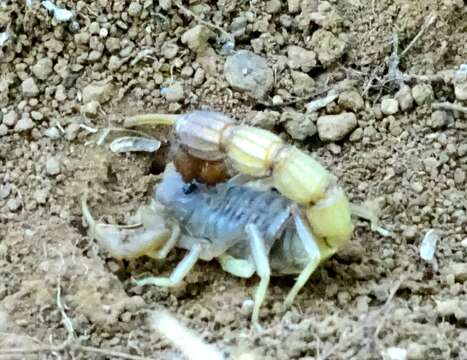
[224,50,274,99]
[317,112,357,141]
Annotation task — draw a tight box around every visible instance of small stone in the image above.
[281,111,317,140]
[30,111,43,121]
[224,50,274,99]
[3,110,18,127]
[161,42,179,59]
[247,110,280,130]
[311,29,346,67]
[0,183,11,199]
[32,58,53,80]
[14,114,34,132]
[266,0,281,13]
[21,77,39,97]
[271,95,283,105]
[349,127,363,142]
[430,110,450,129]
[128,1,142,16]
[45,127,61,139]
[288,0,300,13]
[338,91,364,111]
[317,112,357,141]
[192,68,205,87]
[54,85,67,102]
[412,83,433,106]
[159,0,171,10]
[161,82,184,103]
[454,168,465,184]
[46,157,61,176]
[80,101,100,117]
[33,188,49,204]
[7,198,20,212]
[0,124,7,136]
[411,182,423,193]
[82,82,114,104]
[287,45,316,72]
[240,299,254,316]
[291,71,315,96]
[181,25,214,53]
[382,347,407,360]
[65,123,80,141]
[450,263,467,282]
[105,37,121,52]
[381,98,399,115]
[395,84,413,111]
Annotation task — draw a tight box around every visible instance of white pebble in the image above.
[46,157,61,176]
[419,229,440,262]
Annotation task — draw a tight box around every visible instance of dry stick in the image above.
[399,14,437,58]
[432,102,467,114]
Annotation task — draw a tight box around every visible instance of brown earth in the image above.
[0,0,466,359]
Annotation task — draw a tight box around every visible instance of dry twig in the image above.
[432,102,467,114]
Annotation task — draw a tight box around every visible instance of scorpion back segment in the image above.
[125,111,354,249]
[83,164,336,325]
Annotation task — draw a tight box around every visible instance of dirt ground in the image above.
[1,0,466,359]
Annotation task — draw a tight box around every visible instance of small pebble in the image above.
[161,82,184,103]
[181,25,214,53]
[21,77,39,97]
[3,110,18,127]
[381,98,399,115]
[338,91,364,111]
[411,182,423,193]
[7,198,21,212]
[317,112,357,141]
[46,157,61,176]
[430,110,450,129]
[395,84,413,111]
[30,111,43,121]
[45,127,61,139]
[412,83,433,106]
[287,45,317,72]
[14,114,34,132]
[128,1,142,17]
[32,58,53,80]
[240,299,254,316]
[33,188,49,204]
[0,124,7,136]
[224,50,274,99]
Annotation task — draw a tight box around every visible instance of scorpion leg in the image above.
[133,243,201,287]
[218,254,255,278]
[148,223,181,260]
[245,224,271,326]
[284,213,322,307]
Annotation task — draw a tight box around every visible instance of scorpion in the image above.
[82,111,381,326]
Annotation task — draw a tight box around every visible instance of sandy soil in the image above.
[1,0,466,359]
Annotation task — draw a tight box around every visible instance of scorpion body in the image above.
[155,163,310,274]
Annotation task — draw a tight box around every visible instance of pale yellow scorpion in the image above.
[82,111,374,326]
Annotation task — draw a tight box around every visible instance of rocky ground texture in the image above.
[0,0,466,359]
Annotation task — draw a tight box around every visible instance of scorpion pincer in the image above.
[83,111,355,326]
